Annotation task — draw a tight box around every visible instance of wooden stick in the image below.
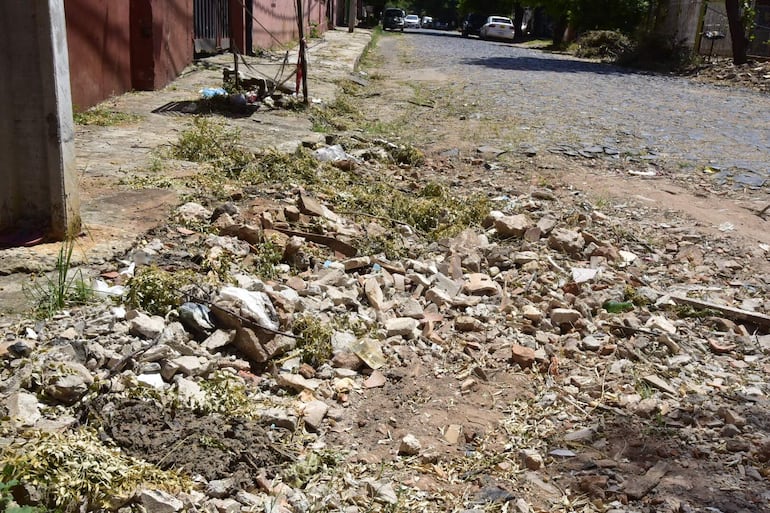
[669,294,770,330]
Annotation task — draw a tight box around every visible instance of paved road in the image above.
[401,30,770,179]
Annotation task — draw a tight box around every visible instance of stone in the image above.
[511,344,536,369]
[363,479,398,505]
[331,351,364,370]
[207,498,241,513]
[139,489,184,513]
[175,377,206,408]
[425,287,452,306]
[171,355,207,376]
[128,311,166,340]
[276,373,318,393]
[521,304,543,322]
[364,278,387,311]
[623,461,668,500]
[718,407,747,427]
[444,424,462,444]
[455,315,483,332]
[642,374,677,396]
[206,478,235,499]
[513,251,539,265]
[202,329,235,352]
[176,202,212,223]
[7,391,41,427]
[646,315,677,334]
[399,298,424,318]
[302,400,329,431]
[536,215,557,234]
[581,335,602,352]
[548,229,585,255]
[495,214,533,238]
[399,434,421,456]
[385,317,419,338]
[464,273,500,295]
[520,449,544,470]
[233,327,271,363]
[44,373,90,405]
[550,308,581,325]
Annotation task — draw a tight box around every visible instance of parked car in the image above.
[421,16,434,28]
[404,14,421,29]
[480,16,515,41]
[461,13,487,37]
[382,8,405,31]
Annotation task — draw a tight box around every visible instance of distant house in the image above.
[65,0,329,110]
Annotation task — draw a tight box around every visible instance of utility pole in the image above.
[0,0,80,247]
[348,0,356,32]
[296,0,309,103]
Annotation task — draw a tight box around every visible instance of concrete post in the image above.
[0,0,80,245]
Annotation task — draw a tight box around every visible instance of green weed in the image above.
[0,431,189,513]
[73,106,141,126]
[125,266,200,316]
[292,316,333,367]
[26,238,93,318]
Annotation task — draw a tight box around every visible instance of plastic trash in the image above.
[217,286,278,331]
[313,144,349,162]
[92,279,125,298]
[602,300,634,313]
[178,302,215,333]
[199,87,227,99]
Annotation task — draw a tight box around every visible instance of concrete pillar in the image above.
[0,0,80,245]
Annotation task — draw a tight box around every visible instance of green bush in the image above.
[575,30,632,61]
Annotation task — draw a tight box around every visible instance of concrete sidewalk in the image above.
[0,28,372,313]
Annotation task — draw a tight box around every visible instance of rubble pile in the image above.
[2,142,770,513]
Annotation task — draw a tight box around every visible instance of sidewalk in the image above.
[0,28,372,313]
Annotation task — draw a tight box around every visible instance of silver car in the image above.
[404,14,421,29]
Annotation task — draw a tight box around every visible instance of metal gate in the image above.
[750,3,770,57]
[194,0,230,54]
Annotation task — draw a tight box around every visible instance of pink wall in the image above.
[250,0,327,50]
[64,0,132,110]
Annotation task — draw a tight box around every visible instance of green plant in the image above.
[0,474,42,513]
[168,117,253,176]
[73,106,140,126]
[292,316,333,367]
[309,22,321,39]
[251,239,283,279]
[574,30,632,61]
[26,238,93,317]
[125,266,200,315]
[1,431,190,513]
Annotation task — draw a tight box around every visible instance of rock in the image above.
[623,461,668,500]
[444,424,462,444]
[399,298,424,318]
[206,478,235,499]
[721,424,741,438]
[302,400,329,432]
[718,407,747,427]
[139,489,184,513]
[642,374,677,396]
[44,373,90,405]
[550,308,581,325]
[7,391,41,427]
[177,303,215,334]
[464,273,500,295]
[536,215,557,234]
[207,498,241,513]
[331,351,364,370]
[520,449,544,470]
[548,229,585,256]
[425,287,452,306]
[176,202,212,223]
[363,479,398,505]
[581,335,602,352]
[399,434,421,456]
[364,278,387,311]
[276,373,318,393]
[175,377,206,407]
[128,311,166,340]
[513,251,539,265]
[202,329,235,352]
[495,214,533,238]
[522,304,544,322]
[170,355,208,376]
[385,317,419,338]
[511,344,536,369]
[44,361,94,405]
[455,315,484,332]
[578,475,608,499]
[646,315,677,334]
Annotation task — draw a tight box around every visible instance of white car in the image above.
[404,14,421,29]
[480,16,515,41]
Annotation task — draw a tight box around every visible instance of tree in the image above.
[725,0,749,64]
